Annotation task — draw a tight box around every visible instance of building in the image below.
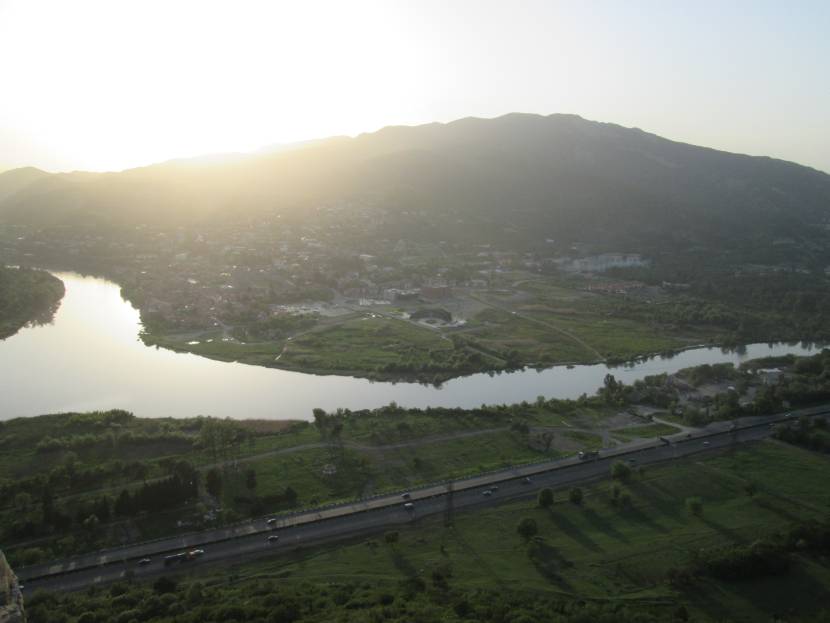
[559,253,648,274]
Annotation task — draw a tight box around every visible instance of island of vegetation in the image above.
[0,266,64,339]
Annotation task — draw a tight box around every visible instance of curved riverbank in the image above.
[0,271,825,421]
[0,266,65,340]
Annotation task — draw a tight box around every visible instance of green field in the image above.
[25,441,830,622]
[280,316,453,373]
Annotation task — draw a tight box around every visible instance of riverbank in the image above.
[0,266,65,340]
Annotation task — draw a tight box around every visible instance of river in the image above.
[0,272,824,421]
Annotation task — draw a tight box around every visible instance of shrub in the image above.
[686,497,703,517]
[611,461,632,482]
[517,517,538,539]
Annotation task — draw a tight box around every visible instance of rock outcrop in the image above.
[0,551,26,623]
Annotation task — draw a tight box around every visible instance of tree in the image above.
[13,492,32,514]
[206,468,223,499]
[744,481,758,497]
[516,517,538,540]
[569,487,583,505]
[537,488,554,508]
[245,468,258,492]
[115,489,133,516]
[611,461,632,482]
[384,531,399,544]
[82,514,100,531]
[686,496,704,517]
[153,576,178,594]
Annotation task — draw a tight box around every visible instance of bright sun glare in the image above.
[0,1,439,171]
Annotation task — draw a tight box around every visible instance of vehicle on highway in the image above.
[482,489,492,497]
[578,450,599,460]
[522,476,532,484]
[267,535,280,543]
[137,558,151,566]
[401,492,411,500]
[164,553,186,566]
[403,502,414,510]
[490,485,499,492]
[266,518,277,525]
[703,441,710,446]
[189,549,205,558]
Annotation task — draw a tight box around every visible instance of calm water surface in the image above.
[0,272,823,421]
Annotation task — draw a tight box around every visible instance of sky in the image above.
[1,0,828,174]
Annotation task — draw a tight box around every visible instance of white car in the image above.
[267,535,280,543]
[482,490,492,497]
[138,558,151,566]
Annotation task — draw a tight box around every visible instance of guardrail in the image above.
[18,407,830,583]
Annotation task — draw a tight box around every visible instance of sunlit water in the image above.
[0,272,824,421]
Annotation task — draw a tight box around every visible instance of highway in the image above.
[18,405,829,592]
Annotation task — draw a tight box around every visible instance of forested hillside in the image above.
[1,113,828,257]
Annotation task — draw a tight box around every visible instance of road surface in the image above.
[18,405,827,592]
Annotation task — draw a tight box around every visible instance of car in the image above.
[267,535,280,543]
[189,549,205,557]
[490,485,499,492]
[702,441,710,446]
[522,476,532,484]
[627,458,637,465]
[138,558,151,566]
[266,518,277,525]
[403,502,414,510]
[482,490,492,497]
[401,492,411,500]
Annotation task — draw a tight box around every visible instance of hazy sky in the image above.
[1,0,828,174]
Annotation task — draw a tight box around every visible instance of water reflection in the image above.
[0,272,825,421]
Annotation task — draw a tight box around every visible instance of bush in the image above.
[686,497,703,517]
[611,461,632,482]
[537,488,554,508]
[569,487,583,505]
[517,517,538,539]
[153,576,178,594]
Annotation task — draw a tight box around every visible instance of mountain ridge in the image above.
[1,113,828,254]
